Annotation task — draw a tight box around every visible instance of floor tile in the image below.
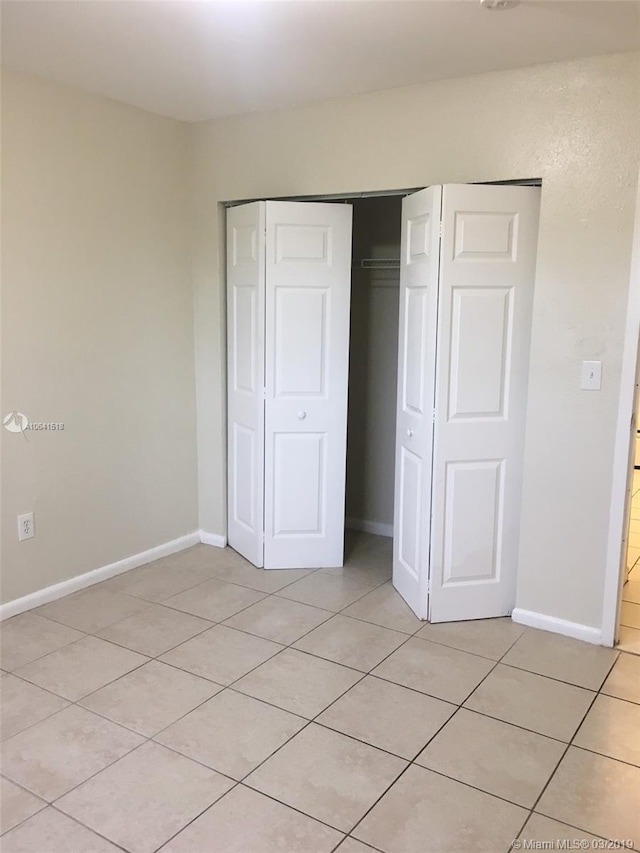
[234,648,362,718]
[630,563,640,582]
[156,689,305,779]
[415,617,525,660]
[618,626,640,655]
[205,554,313,593]
[345,529,392,557]
[502,629,618,689]
[0,779,45,834]
[163,544,227,572]
[294,615,407,672]
[14,636,148,701]
[0,614,84,671]
[627,547,640,568]
[372,637,494,704]
[57,742,233,853]
[573,694,640,766]
[163,578,266,622]
[1,705,143,800]
[537,746,640,843]
[223,595,333,645]
[1,674,69,741]
[35,587,148,633]
[317,675,455,759]
[316,561,392,588]
[161,784,342,853]
[96,604,212,656]
[623,581,640,604]
[247,723,406,832]
[464,664,594,741]
[517,814,602,849]
[0,807,123,852]
[335,840,378,853]
[102,561,211,602]
[602,652,640,703]
[277,572,375,611]
[354,763,527,853]
[80,660,221,736]
[415,708,565,807]
[621,600,640,629]
[160,625,282,685]
[342,582,424,634]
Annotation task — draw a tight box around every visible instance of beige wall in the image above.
[1,71,197,604]
[191,52,640,631]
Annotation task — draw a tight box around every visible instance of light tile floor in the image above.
[621,470,640,653]
[1,532,639,852]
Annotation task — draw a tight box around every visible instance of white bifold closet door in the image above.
[227,200,353,569]
[227,201,266,567]
[392,186,442,619]
[393,183,540,622]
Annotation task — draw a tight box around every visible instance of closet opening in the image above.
[225,181,541,623]
[344,196,402,568]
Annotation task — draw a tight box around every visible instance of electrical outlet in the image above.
[18,512,35,541]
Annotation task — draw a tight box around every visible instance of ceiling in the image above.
[1,0,638,123]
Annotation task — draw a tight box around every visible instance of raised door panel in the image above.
[442,460,505,585]
[232,285,258,395]
[274,287,329,397]
[272,433,326,536]
[403,288,428,415]
[232,424,257,533]
[448,286,514,421]
[397,447,422,581]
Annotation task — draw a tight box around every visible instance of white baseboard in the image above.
[0,531,202,622]
[345,517,393,538]
[199,530,227,548]
[511,607,602,646]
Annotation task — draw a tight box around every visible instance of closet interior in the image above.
[345,196,402,545]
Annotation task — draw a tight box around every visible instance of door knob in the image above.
[407,429,414,437]
[297,411,307,420]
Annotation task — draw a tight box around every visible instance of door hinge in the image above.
[426,579,431,595]
[263,387,267,400]
[432,409,436,423]
[439,220,443,239]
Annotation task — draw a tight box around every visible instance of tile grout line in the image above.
[223,617,637,843]
[3,541,637,851]
[506,651,624,852]
[342,618,533,846]
[3,567,393,835]
[303,619,528,844]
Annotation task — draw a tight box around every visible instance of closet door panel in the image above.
[264,201,352,568]
[274,286,328,396]
[227,202,266,567]
[272,432,326,535]
[392,186,442,618]
[429,184,540,622]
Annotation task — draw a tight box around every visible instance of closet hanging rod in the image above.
[353,258,400,270]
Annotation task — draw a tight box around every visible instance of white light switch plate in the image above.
[581,360,602,391]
